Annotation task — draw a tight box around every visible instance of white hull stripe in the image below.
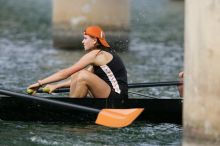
[100,65,121,94]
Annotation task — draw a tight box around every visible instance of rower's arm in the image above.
[49,66,93,89]
[54,79,71,88]
[44,65,94,94]
[37,50,97,86]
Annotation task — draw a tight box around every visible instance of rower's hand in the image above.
[178,71,184,97]
[27,82,41,95]
[178,71,184,81]
[43,84,57,94]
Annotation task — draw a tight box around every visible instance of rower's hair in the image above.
[95,39,110,56]
[96,39,107,49]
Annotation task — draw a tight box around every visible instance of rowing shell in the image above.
[0,94,182,124]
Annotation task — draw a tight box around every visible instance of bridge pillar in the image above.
[184,0,220,145]
[53,0,130,50]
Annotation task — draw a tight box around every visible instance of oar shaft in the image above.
[38,81,182,93]
[128,91,160,99]
[0,89,100,113]
[128,81,182,88]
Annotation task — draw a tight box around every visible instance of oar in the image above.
[128,81,182,88]
[0,89,143,128]
[128,91,160,99]
[36,81,183,93]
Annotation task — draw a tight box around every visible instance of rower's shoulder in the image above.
[89,49,111,57]
[90,49,101,53]
[82,50,100,59]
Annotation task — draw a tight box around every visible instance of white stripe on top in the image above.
[100,65,121,94]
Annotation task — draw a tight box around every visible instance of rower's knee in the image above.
[75,70,89,83]
[71,72,79,79]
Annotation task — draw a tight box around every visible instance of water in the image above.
[0,121,182,146]
[0,0,184,145]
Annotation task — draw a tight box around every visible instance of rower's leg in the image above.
[69,71,88,98]
[70,70,111,98]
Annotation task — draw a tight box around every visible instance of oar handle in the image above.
[0,89,100,113]
[38,88,68,93]
[38,81,183,93]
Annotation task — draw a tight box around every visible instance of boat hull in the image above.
[0,95,182,124]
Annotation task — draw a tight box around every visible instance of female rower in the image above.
[27,26,128,99]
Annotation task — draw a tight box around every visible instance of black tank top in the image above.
[93,49,128,98]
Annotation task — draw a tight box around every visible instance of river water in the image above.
[0,0,184,145]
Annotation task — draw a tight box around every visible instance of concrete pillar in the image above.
[53,0,130,50]
[184,0,220,145]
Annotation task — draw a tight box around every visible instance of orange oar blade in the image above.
[95,108,144,128]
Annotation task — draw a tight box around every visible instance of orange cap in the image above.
[84,26,110,48]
